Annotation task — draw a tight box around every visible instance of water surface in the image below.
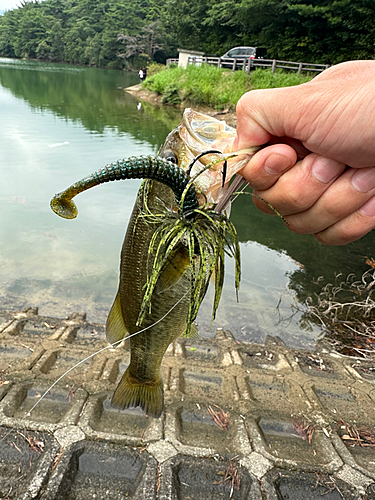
[1,58,373,349]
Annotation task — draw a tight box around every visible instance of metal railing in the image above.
[253,58,329,74]
[166,56,329,74]
[166,58,179,66]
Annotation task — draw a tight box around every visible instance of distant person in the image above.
[138,68,144,83]
[235,60,375,246]
[142,66,147,80]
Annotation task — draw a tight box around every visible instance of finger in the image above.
[268,136,311,161]
[240,144,297,191]
[314,196,375,245]
[235,87,306,148]
[285,166,375,234]
[252,154,346,216]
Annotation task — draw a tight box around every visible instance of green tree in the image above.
[0,8,23,57]
[222,0,375,63]
[13,2,48,58]
[1,0,375,68]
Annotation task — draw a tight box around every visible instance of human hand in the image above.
[235,60,375,245]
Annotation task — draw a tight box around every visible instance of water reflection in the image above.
[1,58,374,349]
[0,58,180,144]
[0,57,182,323]
[231,190,375,297]
[235,190,371,348]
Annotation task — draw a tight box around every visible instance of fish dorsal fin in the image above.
[106,292,129,345]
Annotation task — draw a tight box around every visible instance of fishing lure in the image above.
[51,155,199,219]
[51,152,241,334]
[38,108,286,418]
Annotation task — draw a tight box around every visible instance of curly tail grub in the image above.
[50,155,198,219]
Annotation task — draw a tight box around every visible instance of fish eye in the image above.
[166,155,178,164]
[161,151,178,164]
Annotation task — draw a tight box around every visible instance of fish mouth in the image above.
[164,108,263,207]
[182,108,235,147]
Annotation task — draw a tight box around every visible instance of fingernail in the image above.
[359,196,375,216]
[311,157,345,183]
[351,168,375,193]
[264,154,292,175]
[232,137,239,150]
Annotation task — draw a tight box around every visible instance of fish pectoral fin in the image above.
[155,246,191,294]
[111,368,164,418]
[106,292,129,345]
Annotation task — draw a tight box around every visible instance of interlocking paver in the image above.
[0,307,374,498]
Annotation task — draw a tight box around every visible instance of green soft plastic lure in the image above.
[51,155,199,219]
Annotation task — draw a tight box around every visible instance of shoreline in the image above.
[124,83,238,128]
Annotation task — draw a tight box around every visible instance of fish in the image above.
[50,109,262,418]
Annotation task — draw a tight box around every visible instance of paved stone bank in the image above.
[0,307,375,499]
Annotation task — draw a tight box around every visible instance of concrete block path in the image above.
[0,307,375,499]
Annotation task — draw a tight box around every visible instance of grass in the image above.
[250,68,313,89]
[143,64,313,109]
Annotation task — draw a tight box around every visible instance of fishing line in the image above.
[26,290,190,416]
[214,174,289,225]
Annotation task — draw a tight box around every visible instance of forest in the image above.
[0,0,374,68]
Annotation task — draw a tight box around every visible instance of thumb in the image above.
[235,85,308,149]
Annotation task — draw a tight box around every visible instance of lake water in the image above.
[1,57,374,350]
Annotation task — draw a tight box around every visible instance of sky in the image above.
[0,0,23,12]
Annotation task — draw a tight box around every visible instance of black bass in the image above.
[50,109,261,418]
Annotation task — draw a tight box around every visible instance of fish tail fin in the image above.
[111,368,164,418]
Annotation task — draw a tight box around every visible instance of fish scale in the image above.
[110,180,193,416]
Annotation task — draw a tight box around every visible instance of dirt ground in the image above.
[125,84,238,128]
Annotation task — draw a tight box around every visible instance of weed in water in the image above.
[303,269,375,357]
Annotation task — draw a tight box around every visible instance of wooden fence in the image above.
[166,56,329,74]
